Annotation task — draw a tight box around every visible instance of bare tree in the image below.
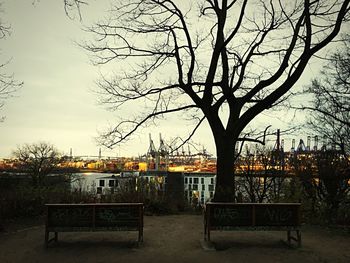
[292,148,350,224]
[0,60,22,121]
[62,0,88,20]
[315,150,350,224]
[302,37,350,159]
[236,147,270,203]
[0,3,23,121]
[236,145,286,203]
[13,142,61,188]
[82,0,349,201]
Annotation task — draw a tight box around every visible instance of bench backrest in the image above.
[205,202,301,229]
[46,203,143,231]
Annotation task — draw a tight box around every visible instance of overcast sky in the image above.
[0,0,334,159]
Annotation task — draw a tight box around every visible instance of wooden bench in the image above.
[45,203,144,248]
[204,202,301,247]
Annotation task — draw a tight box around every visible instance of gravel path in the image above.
[1,215,349,263]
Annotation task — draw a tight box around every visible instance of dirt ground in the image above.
[1,215,349,263]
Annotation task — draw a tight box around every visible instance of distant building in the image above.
[183,172,216,205]
[95,171,140,194]
[140,171,215,205]
[95,175,120,194]
[85,170,216,205]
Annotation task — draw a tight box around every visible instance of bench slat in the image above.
[45,203,144,248]
[204,202,302,247]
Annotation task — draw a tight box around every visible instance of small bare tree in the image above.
[236,145,286,203]
[80,0,349,201]
[13,142,61,188]
[302,37,350,159]
[315,150,350,223]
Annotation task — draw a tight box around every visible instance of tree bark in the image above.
[213,134,236,202]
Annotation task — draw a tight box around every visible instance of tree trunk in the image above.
[213,136,236,202]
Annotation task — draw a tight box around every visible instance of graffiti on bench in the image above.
[95,207,140,229]
[45,203,144,247]
[204,203,302,247]
[209,203,300,228]
[47,204,141,229]
[48,206,93,227]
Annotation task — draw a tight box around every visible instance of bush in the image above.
[145,199,172,215]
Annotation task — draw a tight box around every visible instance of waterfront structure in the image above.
[3,131,348,205]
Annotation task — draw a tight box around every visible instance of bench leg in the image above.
[287,230,291,245]
[286,230,301,248]
[297,230,301,248]
[138,229,143,243]
[45,230,49,248]
[44,231,59,248]
[204,218,211,242]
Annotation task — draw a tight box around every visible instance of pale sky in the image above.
[0,0,218,158]
[0,0,338,159]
